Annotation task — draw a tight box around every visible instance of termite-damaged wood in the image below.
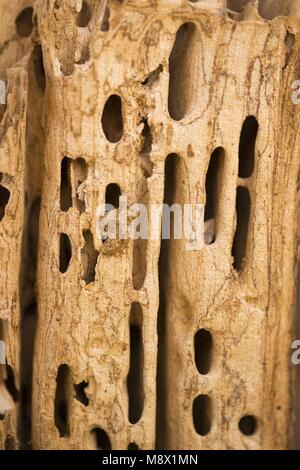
[0,51,28,456]
[0,0,300,450]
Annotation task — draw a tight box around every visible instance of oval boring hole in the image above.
[54,364,71,437]
[60,157,72,212]
[105,183,121,210]
[77,1,92,27]
[81,230,99,284]
[239,415,257,436]
[0,185,10,221]
[232,187,251,272]
[59,233,72,273]
[168,23,200,121]
[194,329,213,375]
[193,394,212,436]
[204,147,225,245]
[91,428,111,450]
[101,95,123,143]
[16,7,34,37]
[238,116,258,179]
[127,303,144,424]
[258,0,282,19]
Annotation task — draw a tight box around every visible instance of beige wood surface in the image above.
[0,0,299,450]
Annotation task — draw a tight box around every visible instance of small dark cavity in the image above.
[101,95,124,143]
[5,365,19,402]
[54,364,71,437]
[16,7,34,37]
[76,1,92,27]
[128,442,139,450]
[227,0,251,13]
[194,329,213,375]
[0,184,10,221]
[74,381,89,406]
[105,183,121,210]
[33,44,46,92]
[168,22,199,120]
[81,230,99,284]
[60,157,72,212]
[59,233,72,274]
[91,428,111,450]
[258,0,282,19]
[193,394,212,436]
[127,303,144,425]
[239,415,257,436]
[238,116,258,179]
[142,65,163,86]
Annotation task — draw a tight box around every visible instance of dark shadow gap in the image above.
[91,428,111,450]
[238,116,258,179]
[226,0,251,12]
[0,182,10,221]
[16,7,34,38]
[33,45,46,93]
[100,6,110,32]
[128,442,139,450]
[239,415,257,436]
[258,0,283,19]
[204,147,225,245]
[59,233,72,274]
[156,153,180,449]
[193,394,212,436]
[105,183,121,210]
[60,157,72,212]
[81,229,99,284]
[194,329,213,375]
[76,1,92,27]
[54,364,71,437]
[127,303,144,424]
[101,95,123,143]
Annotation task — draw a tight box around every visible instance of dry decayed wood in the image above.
[0,0,300,450]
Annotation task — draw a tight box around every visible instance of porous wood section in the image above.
[0,0,300,450]
[0,0,32,449]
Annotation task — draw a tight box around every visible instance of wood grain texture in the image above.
[0,0,299,450]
